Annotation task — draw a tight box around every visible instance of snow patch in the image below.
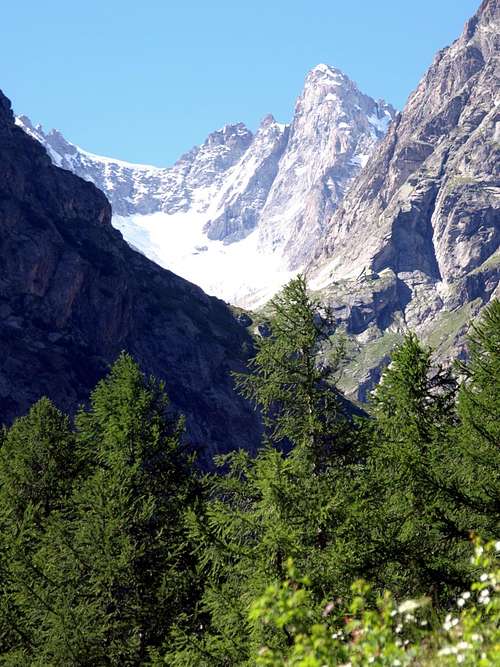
[368,111,392,136]
[113,212,297,309]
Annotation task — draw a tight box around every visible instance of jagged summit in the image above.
[308,0,499,400]
[4,0,498,407]
[308,63,346,79]
[16,63,395,307]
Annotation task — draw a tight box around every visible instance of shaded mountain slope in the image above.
[0,89,261,460]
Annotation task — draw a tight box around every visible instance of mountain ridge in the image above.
[309,0,499,399]
[15,64,396,307]
[0,88,262,462]
[9,0,499,404]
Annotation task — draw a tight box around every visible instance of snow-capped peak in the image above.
[309,63,345,78]
[16,64,395,308]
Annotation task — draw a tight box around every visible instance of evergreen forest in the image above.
[0,277,498,666]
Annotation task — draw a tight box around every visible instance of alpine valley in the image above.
[3,0,499,431]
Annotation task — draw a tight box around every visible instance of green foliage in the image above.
[0,354,199,664]
[356,333,471,597]
[165,276,359,665]
[234,274,349,467]
[249,540,500,666]
[41,353,197,663]
[0,285,498,666]
[453,299,500,529]
[0,398,75,661]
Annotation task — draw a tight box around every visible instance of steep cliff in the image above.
[310,0,499,399]
[0,90,260,460]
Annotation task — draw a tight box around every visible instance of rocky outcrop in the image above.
[0,90,261,462]
[257,65,395,268]
[204,115,290,243]
[313,0,499,289]
[11,0,498,405]
[309,0,499,400]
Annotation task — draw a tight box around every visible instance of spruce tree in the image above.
[166,276,356,665]
[235,274,349,467]
[0,398,75,663]
[35,353,198,664]
[451,299,500,534]
[361,333,468,598]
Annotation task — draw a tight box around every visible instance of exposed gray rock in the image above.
[257,65,395,268]
[310,0,499,400]
[16,68,395,307]
[204,115,289,243]
[15,116,254,217]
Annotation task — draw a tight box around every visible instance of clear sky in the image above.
[1,0,480,167]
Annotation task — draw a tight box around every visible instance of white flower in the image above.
[457,598,465,607]
[457,641,471,650]
[495,540,500,552]
[457,654,465,663]
[398,599,420,613]
[438,646,455,656]
[479,588,490,598]
[480,573,488,582]
[462,591,471,600]
[471,633,483,642]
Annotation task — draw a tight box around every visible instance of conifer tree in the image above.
[361,333,467,598]
[35,353,198,664]
[451,299,500,534]
[235,274,349,467]
[166,276,356,665]
[0,398,75,662]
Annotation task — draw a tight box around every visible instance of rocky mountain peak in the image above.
[300,64,395,127]
[308,0,499,401]
[15,63,395,307]
[259,113,281,129]
[255,65,396,270]
[306,63,348,84]
[204,122,252,149]
[300,63,356,109]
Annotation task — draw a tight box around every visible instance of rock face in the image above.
[0,90,261,461]
[256,65,394,269]
[15,117,255,218]
[16,68,395,307]
[11,0,498,405]
[310,0,499,399]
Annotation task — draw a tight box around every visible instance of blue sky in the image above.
[1,1,480,166]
